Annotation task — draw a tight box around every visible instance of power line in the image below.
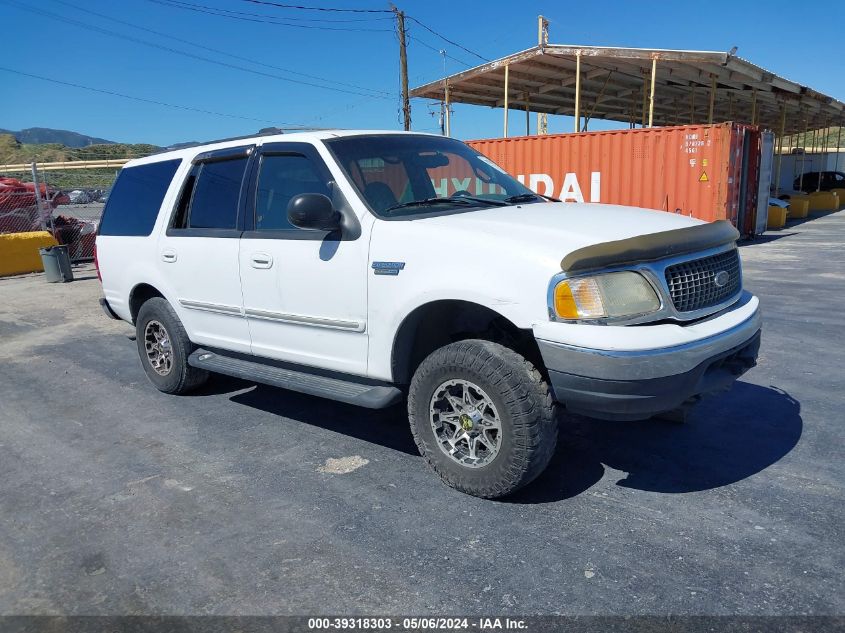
[1,0,393,100]
[149,0,392,31]
[147,0,393,22]
[238,0,392,13]
[408,34,473,68]
[0,66,289,125]
[233,0,488,64]
[51,0,392,98]
[406,15,488,63]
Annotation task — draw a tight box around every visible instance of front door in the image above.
[157,146,253,353]
[238,142,370,376]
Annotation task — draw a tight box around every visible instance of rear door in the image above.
[238,142,370,375]
[157,146,253,353]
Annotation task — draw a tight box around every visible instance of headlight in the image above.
[553,271,660,320]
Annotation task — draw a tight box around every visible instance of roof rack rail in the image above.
[160,127,335,153]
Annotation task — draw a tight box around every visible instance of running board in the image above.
[187,349,402,409]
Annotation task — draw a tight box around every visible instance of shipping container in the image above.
[467,123,767,236]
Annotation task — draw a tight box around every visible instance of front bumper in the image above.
[536,303,762,421]
[99,297,120,320]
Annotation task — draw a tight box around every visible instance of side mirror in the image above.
[287,193,341,231]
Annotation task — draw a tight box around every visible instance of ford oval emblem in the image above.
[713,270,730,288]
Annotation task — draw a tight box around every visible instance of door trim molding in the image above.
[179,299,244,316]
[244,307,365,332]
[178,300,364,332]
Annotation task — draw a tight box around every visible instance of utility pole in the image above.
[392,5,411,131]
[537,15,549,135]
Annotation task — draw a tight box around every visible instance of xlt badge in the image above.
[372,262,406,276]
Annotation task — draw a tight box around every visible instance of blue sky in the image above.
[0,0,842,146]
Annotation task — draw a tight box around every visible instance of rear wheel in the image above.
[408,339,558,498]
[135,297,208,394]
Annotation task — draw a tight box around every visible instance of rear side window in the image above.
[98,159,181,236]
[188,158,248,229]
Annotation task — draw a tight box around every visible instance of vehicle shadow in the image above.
[229,382,418,456]
[191,373,254,397]
[509,382,802,504]
[213,375,801,503]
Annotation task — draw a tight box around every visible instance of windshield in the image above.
[324,134,541,219]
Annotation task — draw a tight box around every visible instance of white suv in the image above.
[96,130,761,498]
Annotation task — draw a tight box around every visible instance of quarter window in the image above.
[255,154,331,231]
[185,157,248,230]
[98,159,181,236]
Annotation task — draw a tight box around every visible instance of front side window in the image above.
[326,135,539,219]
[255,154,331,231]
[184,157,248,230]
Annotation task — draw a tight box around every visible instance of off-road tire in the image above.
[408,339,558,498]
[135,297,208,394]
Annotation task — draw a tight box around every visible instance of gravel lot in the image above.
[0,211,843,617]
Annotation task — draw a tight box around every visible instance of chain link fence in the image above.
[1,162,126,262]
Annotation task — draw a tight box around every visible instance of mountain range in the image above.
[0,127,117,147]
[1,125,294,150]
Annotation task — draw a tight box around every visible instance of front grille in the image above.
[664,249,741,313]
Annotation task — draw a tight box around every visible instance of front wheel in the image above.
[408,340,558,498]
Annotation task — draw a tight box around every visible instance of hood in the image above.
[369,201,712,330]
[416,202,705,255]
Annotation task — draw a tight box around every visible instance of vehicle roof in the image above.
[124,129,442,168]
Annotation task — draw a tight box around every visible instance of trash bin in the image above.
[39,245,74,283]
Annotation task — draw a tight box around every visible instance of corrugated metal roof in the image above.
[409,45,844,135]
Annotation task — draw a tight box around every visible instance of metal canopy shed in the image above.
[409,44,845,137]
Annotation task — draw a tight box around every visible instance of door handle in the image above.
[161,249,177,263]
[251,252,273,269]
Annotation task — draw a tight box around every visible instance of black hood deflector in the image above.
[561,220,740,273]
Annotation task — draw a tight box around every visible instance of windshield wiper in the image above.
[450,195,507,207]
[504,192,559,204]
[383,196,507,213]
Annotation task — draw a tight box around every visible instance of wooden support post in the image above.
[536,15,549,135]
[444,82,451,137]
[689,86,695,124]
[503,64,509,138]
[574,52,582,133]
[641,73,648,127]
[708,74,716,124]
[525,92,530,135]
[751,89,758,125]
[648,56,657,127]
[799,114,808,192]
[774,103,786,196]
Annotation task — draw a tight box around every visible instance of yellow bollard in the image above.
[830,188,845,209]
[767,205,787,230]
[807,191,839,212]
[0,231,59,277]
[785,197,809,219]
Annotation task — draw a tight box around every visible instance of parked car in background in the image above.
[68,189,92,204]
[96,130,761,499]
[793,171,845,192]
